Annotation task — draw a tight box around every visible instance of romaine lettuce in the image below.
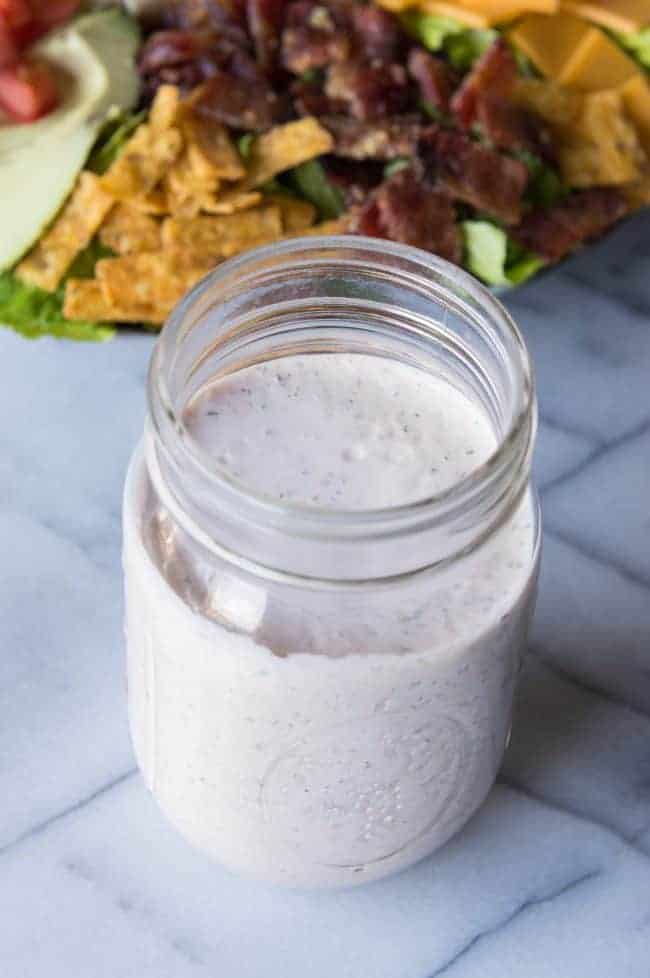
[462,220,544,287]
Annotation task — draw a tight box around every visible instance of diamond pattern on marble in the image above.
[562,211,650,316]
[0,331,150,568]
[532,534,650,715]
[543,428,650,587]
[504,274,650,441]
[2,774,649,978]
[534,421,597,493]
[503,655,650,850]
[0,512,134,850]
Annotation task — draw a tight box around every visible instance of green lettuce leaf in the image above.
[237,132,256,161]
[515,150,567,207]
[462,220,545,287]
[0,239,116,342]
[87,109,147,175]
[614,27,650,69]
[0,273,115,342]
[401,11,498,70]
[400,11,465,51]
[444,28,498,70]
[383,157,411,178]
[285,160,345,219]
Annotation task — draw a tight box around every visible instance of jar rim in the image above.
[150,235,534,524]
[147,235,537,580]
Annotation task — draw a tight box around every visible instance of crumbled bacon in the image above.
[351,5,406,62]
[322,114,423,159]
[139,29,210,74]
[246,0,285,74]
[164,0,249,44]
[423,128,528,224]
[137,0,625,276]
[512,188,628,261]
[407,48,455,112]
[451,38,517,129]
[290,78,347,116]
[193,69,282,129]
[281,0,349,73]
[322,156,384,205]
[351,169,462,262]
[325,60,410,121]
[474,94,554,158]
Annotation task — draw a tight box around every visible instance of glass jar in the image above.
[123,236,540,888]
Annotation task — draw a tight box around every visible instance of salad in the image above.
[0,0,649,341]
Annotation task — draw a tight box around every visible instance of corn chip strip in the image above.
[100,123,183,200]
[265,194,317,232]
[16,173,113,292]
[200,189,262,214]
[150,84,181,133]
[99,204,162,254]
[64,279,165,324]
[182,111,246,182]
[96,252,214,310]
[241,118,334,189]
[161,206,283,258]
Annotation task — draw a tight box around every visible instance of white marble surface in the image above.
[2,215,650,976]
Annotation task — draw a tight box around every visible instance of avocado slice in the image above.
[0,10,140,273]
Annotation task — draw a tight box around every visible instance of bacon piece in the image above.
[473,94,553,158]
[351,5,407,62]
[323,156,384,205]
[246,0,286,73]
[193,69,281,130]
[323,114,423,159]
[423,128,528,224]
[512,188,628,262]
[325,59,410,121]
[290,78,347,116]
[281,1,349,74]
[351,169,461,262]
[450,38,517,128]
[407,48,455,112]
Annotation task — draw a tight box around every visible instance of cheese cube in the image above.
[508,13,594,78]
[560,1,649,34]
[560,26,640,91]
[418,0,491,25]
[620,74,650,154]
[558,89,645,186]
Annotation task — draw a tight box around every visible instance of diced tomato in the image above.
[0,0,32,31]
[0,60,58,121]
[0,18,19,67]
[35,0,80,30]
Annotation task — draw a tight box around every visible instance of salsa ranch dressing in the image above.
[124,351,538,887]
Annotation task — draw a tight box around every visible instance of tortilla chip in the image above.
[96,252,214,311]
[241,118,334,189]
[284,215,350,238]
[100,123,183,201]
[99,204,162,254]
[128,187,169,215]
[161,206,283,259]
[559,90,645,187]
[513,78,583,129]
[16,172,114,292]
[623,168,650,210]
[64,278,164,324]
[200,188,262,214]
[149,84,180,133]
[182,110,246,182]
[265,193,317,232]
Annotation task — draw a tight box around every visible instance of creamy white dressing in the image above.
[124,352,538,886]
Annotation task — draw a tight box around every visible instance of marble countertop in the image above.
[2,215,650,977]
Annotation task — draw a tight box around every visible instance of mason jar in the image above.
[123,236,540,888]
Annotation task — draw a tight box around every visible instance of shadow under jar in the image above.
[123,236,541,888]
